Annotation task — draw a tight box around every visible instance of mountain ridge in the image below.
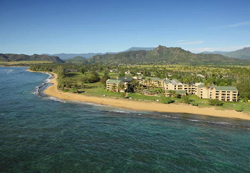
[88,45,250,65]
[201,47,250,59]
[0,54,64,63]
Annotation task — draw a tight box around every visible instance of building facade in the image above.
[106,79,124,92]
[197,85,238,102]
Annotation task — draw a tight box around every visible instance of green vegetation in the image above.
[235,105,244,112]
[0,54,64,63]
[161,97,174,104]
[0,61,53,66]
[209,99,224,106]
[65,56,88,64]
[181,95,191,104]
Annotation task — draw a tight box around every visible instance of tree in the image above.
[89,71,100,83]
[237,77,250,102]
[100,72,110,84]
[82,76,89,83]
[80,67,86,74]
[56,66,66,79]
[182,95,191,104]
[118,83,125,92]
[119,70,125,77]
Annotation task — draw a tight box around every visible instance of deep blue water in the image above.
[1,67,250,173]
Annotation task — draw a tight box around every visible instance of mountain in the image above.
[47,48,155,60]
[125,47,156,52]
[0,54,64,63]
[224,47,250,59]
[88,45,250,65]
[48,53,101,60]
[201,47,250,59]
[65,56,88,64]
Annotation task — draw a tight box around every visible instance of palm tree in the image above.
[118,83,125,92]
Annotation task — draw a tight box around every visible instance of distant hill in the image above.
[47,47,155,60]
[48,53,101,60]
[0,54,64,63]
[125,47,156,52]
[224,47,250,59]
[88,45,250,65]
[201,47,250,59]
[65,56,88,64]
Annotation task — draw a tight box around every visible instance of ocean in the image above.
[1,67,250,173]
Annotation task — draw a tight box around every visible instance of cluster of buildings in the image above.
[106,76,238,102]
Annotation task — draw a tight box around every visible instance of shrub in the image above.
[120,93,126,98]
[69,88,78,93]
[161,97,174,104]
[191,102,198,106]
[235,105,244,112]
[209,99,223,106]
[63,89,69,92]
[181,95,191,104]
[82,76,89,83]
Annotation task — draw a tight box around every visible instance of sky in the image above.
[0,0,250,54]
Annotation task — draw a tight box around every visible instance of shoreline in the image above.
[28,69,250,121]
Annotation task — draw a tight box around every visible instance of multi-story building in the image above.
[106,76,134,93]
[106,79,124,92]
[163,79,202,95]
[197,84,238,102]
[106,77,239,102]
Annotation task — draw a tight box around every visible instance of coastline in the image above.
[28,69,250,121]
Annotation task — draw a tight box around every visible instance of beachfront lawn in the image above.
[127,93,164,102]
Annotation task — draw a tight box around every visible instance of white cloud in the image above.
[227,21,250,28]
[176,40,186,43]
[188,44,250,53]
[214,21,250,29]
[178,41,204,45]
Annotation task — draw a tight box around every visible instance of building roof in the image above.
[214,86,238,91]
[164,79,171,85]
[118,76,133,82]
[106,79,122,84]
[198,84,204,88]
[170,79,182,85]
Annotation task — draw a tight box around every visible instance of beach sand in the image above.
[29,70,250,121]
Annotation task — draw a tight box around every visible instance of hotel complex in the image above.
[106,76,238,102]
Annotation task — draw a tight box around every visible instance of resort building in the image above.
[163,79,202,95]
[106,79,124,92]
[106,76,238,102]
[197,85,238,102]
[106,76,134,93]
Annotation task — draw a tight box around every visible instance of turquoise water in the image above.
[1,67,250,173]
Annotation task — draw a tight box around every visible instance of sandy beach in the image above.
[28,69,250,121]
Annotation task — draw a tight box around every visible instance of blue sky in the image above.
[0,0,250,54]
